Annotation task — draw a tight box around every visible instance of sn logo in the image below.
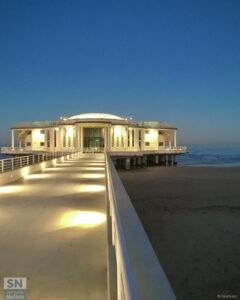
[4,278,27,290]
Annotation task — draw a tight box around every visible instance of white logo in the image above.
[4,278,27,300]
[4,278,27,290]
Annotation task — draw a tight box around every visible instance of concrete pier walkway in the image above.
[0,154,107,300]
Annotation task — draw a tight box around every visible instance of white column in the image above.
[50,128,54,152]
[104,127,107,151]
[78,126,81,151]
[174,131,177,148]
[75,126,79,151]
[11,130,15,149]
[59,128,63,151]
[80,127,83,152]
[108,126,111,151]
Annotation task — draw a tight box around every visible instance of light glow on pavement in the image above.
[60,210,106,228]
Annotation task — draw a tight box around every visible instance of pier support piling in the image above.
[168,154,172,166]
[174,154,178,165]
[154,155,159,165]
[137,156,142,166]
[124,157,131,170]
[159,155,166,165]
[143,155,147,166]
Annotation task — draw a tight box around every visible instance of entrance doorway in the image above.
[83,128,104,152]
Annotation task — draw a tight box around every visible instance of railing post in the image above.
[27,156,29,165]
[1,160,4,173]
[20,157,22,168]
[11,158,14,170]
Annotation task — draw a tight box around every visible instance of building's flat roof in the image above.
[129,120,177,129]
[11,113,177,130]
[11,121,59,129]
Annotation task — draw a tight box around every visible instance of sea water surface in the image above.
[1,144,240,167]
[178,144,240,167]
[0,146,10,160]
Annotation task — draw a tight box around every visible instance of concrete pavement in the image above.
[0,154,107,300]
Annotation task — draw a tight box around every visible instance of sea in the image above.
[0,144,240,167]
[178,144,240,167]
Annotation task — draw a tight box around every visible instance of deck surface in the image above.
[0,154,107,300]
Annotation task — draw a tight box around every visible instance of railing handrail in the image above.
[106,153,138,300]
[0,151,77,173]
[105,152,177,300]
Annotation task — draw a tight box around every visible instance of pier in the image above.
[0,152,177,300]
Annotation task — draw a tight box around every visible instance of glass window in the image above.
[132,130,134,147]
[138,129,141,148]
[46,130,50,148]
[54,130,57,147]
[84,128,104,149]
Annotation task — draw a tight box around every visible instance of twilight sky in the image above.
[0,0,240,145]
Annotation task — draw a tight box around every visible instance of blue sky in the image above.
[0,0,240,145]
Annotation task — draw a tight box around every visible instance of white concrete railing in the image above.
[109,146,187,152]
[167,146,187,151]
[105,152,177,300]
[1,147,78,153]
[0,151,77,173]
[1,147,47,152]
[1,147,24,152]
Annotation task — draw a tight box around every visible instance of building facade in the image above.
[4,113,186,155]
